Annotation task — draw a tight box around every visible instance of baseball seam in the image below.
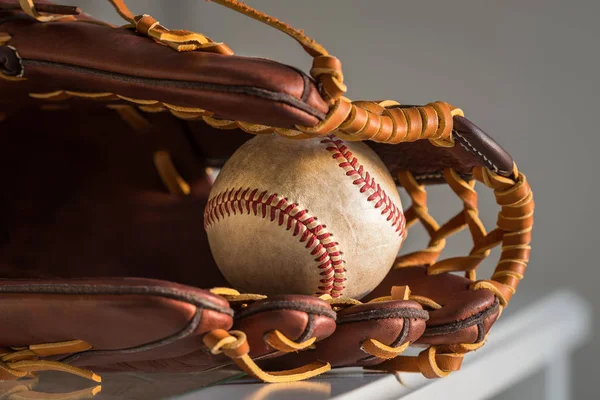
[205,136,405,298]
[320,135,406,236]
[204,188,346,297]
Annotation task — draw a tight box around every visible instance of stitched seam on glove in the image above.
[337,308,429,324]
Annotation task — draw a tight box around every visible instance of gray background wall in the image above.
[65,1,599,398]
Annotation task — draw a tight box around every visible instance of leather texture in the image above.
[88,295,337,373]
[0,0,532,383]
[368,115,514,184]
[365,267,500,345]
[0,278,234,367]
[261,299,428,371]
[0,2,329,129]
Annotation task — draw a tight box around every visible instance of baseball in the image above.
[204,134,406,299]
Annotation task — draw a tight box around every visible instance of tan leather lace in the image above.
[0,378,102,400]
[366,341,482,378]
[203,329,330,383]
[203,100,461,146]
[17,0,78,22]
[0,340,101,382]
[396,165,533,307]
[153,151,191,196]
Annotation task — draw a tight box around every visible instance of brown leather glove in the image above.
[0,0,533,384]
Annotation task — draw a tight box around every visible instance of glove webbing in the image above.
[365,165,532,378]
[396,165,532,307]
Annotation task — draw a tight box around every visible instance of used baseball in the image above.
[204,134,405,299]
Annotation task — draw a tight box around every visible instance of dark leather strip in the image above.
[296,314,316,343]
[453,116,514,177]
[300,70,311,103]
[337,307,428,325]
[234,300,336,320]
[476,322,485,343]
[423,297,500,337]
[283,65,314,104]
[390,318,410,347]
[21,59,328,120]
[0,283,233,316]
[59,310,203,364]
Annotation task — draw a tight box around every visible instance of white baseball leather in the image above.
[205,134,405,299]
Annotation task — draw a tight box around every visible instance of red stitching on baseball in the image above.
[204,190,346,297]
[320,135,406,236]
[205,136,404,298]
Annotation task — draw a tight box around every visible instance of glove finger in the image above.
[260,299,427,370]
[233,294,337,358]
[0,10,328,129]
[365,267,500,345]
[0,278,234,371]
[95,294,336,373]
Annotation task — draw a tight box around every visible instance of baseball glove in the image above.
[0,0,533,384]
